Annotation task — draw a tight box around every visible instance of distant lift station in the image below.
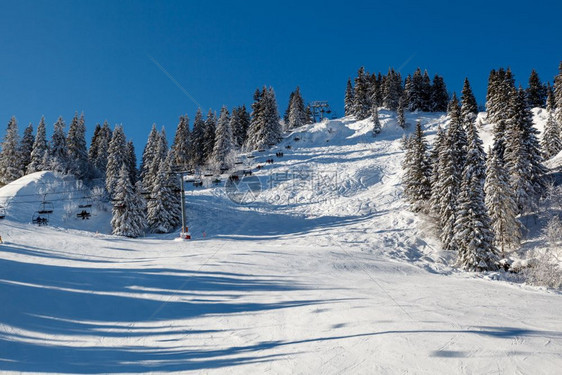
[309,101,333,123]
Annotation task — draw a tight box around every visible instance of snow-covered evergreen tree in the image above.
[140,124,159,182]
[88,121,112,179]
[397,95,407,128]
[203,109,217,163]
[429,125,445,216]
[454,120,499,271]
[144,128,168,194]
[49,116,69,174]
[190,109,206,166]
[0,117,23,185]
[486,67,515,125]
[67,113,90,180]
[461,78,478,125]
[421,70,432,111]
[163,150,182,230]
[555,62,562,125]
[485,148,521,256]
[542,111,562,159]
[405,68,424,112]
[245,87,282,151]
[383,68,402,111]
[106,125,127,198]
[147,158,174,233]
[526,69,547,108]
[212,106,234,169]
[172,115,191,171]
[20,123,35,174]
[430,74,449,112]
[371,104,382,136]
[435,95,467,252]
[28,116,48,173]
[126,140,137,185]
[546,83,556,112]
[353,67,371,120]
[369,73,382,109]
[111,164,146,238]
[286,87,308,130]
[402,121,431,212]
[231,105,250,148]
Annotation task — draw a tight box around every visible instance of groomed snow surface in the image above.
[1,111,561,374]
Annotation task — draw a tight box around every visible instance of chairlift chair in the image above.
[38,201,54,215]
[0,205,5,219]
[32,212,48,225]
[78,197,92,209]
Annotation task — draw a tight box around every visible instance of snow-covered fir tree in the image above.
[526,69,547,108]
[484,147,521,256]
[371,104,382,136]
[190,109,206,166]
[67,113,90,180]
[435,94,467,252]
[369,73,382,109]
[20,123,35,174]
[212,106,234,170]
[245,87,282,151]
[231,105,251,148]
[402,121,431,212]
[49,116,69,174]
[139,124,159,182]
[106,125,128,198]
[286,87,308,130]
[430,74,449,112]
[406,68,424,112]
[546,83,556,112]
[88,121,112,179]
[27,116,48,173]
[126,140,137,185]
[171,115,191,171]
[344,78,354,117]
[541,111,562,159]
[429,125,445,217]
[486,67,515,126]
[144,128,168,193]
[0,117,23,185]
[203,109,217,163]
[353,67,371,120]
[454,118,499,271]
[111,164,147,238]
[163,150,182,230]
[397,95,407,128]
[382,68,402,111]
[461,78,478,125]
[147,158,174,233]
[555,62,562,124]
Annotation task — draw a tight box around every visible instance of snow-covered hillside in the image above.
[1,111,561,374]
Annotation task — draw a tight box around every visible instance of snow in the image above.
[1,111,561,373]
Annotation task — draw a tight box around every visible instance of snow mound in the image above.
[0,171,111,232]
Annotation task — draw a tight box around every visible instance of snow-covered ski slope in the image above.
[1,110,561,374]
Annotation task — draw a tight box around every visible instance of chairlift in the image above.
[0,205,5,219]
[257,148,266,152]
[31,212,48,225]
[78,197,92,209]
[234,160,244,165]
[76,210,91,220]
[203,173,214,177]
[212,178,221,185]
[193,180,203,187]
[38,201,54,215]
[220,167,229,173]
[246,155,255,159]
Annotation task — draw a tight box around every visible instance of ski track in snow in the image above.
[0,110,561,374]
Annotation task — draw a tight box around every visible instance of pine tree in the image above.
[407,68,424,111]
[369,73,382,109]
[435,95,467,252]
[49,116,68,174]
[546,83,556,112]
[67,113,89,180]
[429,125,445,216]
[454,130,499,271]
[172,115,191,171]
[89,121,112,179]
[20,123,35,174]
[231,105,250,148]
[430,75,449,112]
[140,124,159,181]
[147,158,173,233]
[421,70,432,111]
[305,105,314,124]
[144,128,168,194]
[28,116,48,173]
[542,111,562,159]
[555,62,562,125]
[106,125,128,198]
[212,106,234,169]
[485,148,522,256]
[111,164,146,238]
[353,67,371,120]
[371,105,382,136]
[126,141,137,185]
[402,121,431,212]
[283,91,294,125]
[203,109,217,163]
[461,78,478,125]
[245,87,281,151]
[487,67,515,125]
[286,87,308,130]
[163,150,182,230]
[397,95,407,128]
[190,109,206,166]
[383,68,402,111]
[526,69,547,108]
[0,117,23,184]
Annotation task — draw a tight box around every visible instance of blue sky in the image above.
[0,0,561,152]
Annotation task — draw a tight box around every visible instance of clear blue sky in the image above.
[1,0,561,152]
